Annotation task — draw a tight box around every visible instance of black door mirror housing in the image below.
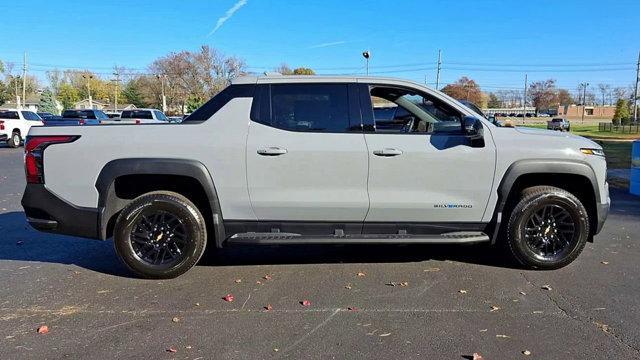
[463,116,484,140]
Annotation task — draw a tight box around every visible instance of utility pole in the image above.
[83,74,94,108]
[522,74,527,124]
[580,82,589,124]
[21,52,27,110]
[634,50,639,124]
[435,49,442,90]
[112,70,121,113]
[14,75,20,109]
[156,74,167,113]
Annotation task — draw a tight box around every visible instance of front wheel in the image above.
[506,186,589,269]
[113,191,207,279]
[8,132,21,148]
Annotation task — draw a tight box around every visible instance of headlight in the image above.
[581,148,605,157]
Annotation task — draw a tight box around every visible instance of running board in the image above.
[226,231,490,245]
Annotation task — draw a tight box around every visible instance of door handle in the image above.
[373,148,403,157]
[257,146,288,156]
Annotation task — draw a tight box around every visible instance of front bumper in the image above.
[21,184,100,239]
[594,181,610,235]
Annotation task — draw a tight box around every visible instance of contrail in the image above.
[308,41,347,49]
[207,0,248,37]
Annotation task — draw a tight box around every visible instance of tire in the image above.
[8,132,21,148]
[506,186,589,270]
[113,191,207,279]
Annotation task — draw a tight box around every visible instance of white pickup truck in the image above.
[0,109,44,147]
[99,108,169,125]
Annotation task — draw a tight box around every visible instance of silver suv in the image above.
[22,75,609,278]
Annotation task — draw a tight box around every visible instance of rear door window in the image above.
[257,84,351,132]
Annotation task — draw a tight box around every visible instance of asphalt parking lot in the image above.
[1,144,639,359]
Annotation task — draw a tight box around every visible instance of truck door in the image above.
[246,83,369,222]
[360,83,496,226]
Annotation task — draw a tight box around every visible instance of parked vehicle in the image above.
[43,109,107,126]
[0,109,44,147]
[457,100,501,126]
[105,112,121,119]
[22,75,610,278]
[167,116,183,123]
[547,118,571,131]
[100,108,169,124]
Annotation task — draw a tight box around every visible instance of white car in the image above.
[100,108,169,125]
[0,109,44,148]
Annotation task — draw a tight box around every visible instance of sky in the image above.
[1,0,639,94]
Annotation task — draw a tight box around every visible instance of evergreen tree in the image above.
[612,98,630,126]
[122,81,146,107]
[39,89,59,114]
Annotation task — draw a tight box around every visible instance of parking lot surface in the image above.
[1,144,639,359]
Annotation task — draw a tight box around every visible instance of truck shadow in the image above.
[1,187,637,277]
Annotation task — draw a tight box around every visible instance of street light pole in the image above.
[522,74,527,124]
[22,52,27,110]
[112,70,120,113]
[580,82,589,124]
[634,50,639,124]
[156,74,167,113]
[83,74,94,108]
[362,51,370,76]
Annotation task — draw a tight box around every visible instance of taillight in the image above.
[79,119,85,126]
[135,119,141,124]
[0,120,4,130]
[25,136,79,184]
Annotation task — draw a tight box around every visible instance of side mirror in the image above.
[463,116,484,140]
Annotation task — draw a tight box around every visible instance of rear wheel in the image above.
[113,191,207,279]
[8,132,21,148]
[506,186,589,269]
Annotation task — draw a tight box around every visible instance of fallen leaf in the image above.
[459,289,468,294]
[344,284,352,290]
[223,294,234,302]
[347,306,358,311]
[264,304,273,311]
[400,282,409,287]
[479,329,488,332]
[496,334,510,338]
[519,291,526,295]
[185,345,192,349]
[273,348,279,352]
[541,285,553,291]
[36,325,49,334]
[172,317,180,323]
[357,272,366,277]
[256,281,262,285]
[97,290,111,294]
[601,261,609,265]
[473,352,484,360]
[263,274,273,281]
[234,279,242,283]
[523,350,532,356]
[195,302,200,306]
[424,267,441,272]
[300,300,311,307]
[166,346,177,353]
[533,310,543,314]
[379,332,392,337]
[595,322,610,333]
[490,305,500,312]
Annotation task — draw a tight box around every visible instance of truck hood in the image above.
[513,126,601,149]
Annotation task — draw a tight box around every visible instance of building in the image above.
[556,105,615,119]
[74,99,136,112]
[0,95,42,112]
[482,107,536,116]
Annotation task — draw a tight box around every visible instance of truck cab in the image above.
[0,109,44,147]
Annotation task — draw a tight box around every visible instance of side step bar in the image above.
[226,231,490,245]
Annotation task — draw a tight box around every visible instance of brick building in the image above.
[556,105,615,119]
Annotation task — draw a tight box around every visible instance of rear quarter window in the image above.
[0,111,20,119]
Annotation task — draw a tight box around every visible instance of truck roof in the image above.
[232,74,431,89]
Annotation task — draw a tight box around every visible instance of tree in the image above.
[292,67,315,75]
[46,70,63,96]
[57,83,80,109]
[186,95,205,113]
[613,87,628,102]
[528,79,557,113]
[487,92,501,108]
[612,98,630,126]
[556,89,573,106]
[274,63,293,75]
[441,77,482,105]
[122,80,146,107]
[597,83,611,106]
[39,89,59,114]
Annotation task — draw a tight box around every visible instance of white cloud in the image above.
[308,41,347,49]
[207,0,248,37]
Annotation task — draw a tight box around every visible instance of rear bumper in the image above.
[0,134,7,142]
[21,184,101,239]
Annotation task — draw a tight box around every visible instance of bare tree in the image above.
[597,84,610,106]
